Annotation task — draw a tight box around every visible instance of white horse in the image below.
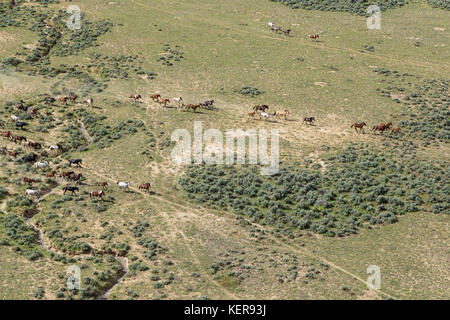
[84,98,94,106]
[48,145,59,151]
[34,161,49,169]
[10,115,19,122]
[268,22,275,28]
[25,189,40,199]
[173,97,183,107]
[260,112,272,120]
[117,181,131,191]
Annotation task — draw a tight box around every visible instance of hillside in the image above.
[0,0,448,300]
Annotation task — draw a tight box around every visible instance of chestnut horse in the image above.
[351,122,367,134]
[98,182,109,189]
[22,177,36,185]
[150,94,161,102]
[185,104,199,112]
[139,183,151,192]
[90,190,105,200]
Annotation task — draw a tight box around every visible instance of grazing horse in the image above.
[68,173,83,183]
[351,122,367,134]
[117,181,131,192]
[1,131,11,139]
[130,94,142,101]
[139,183,151,192]
[303,117,316,125]
[8,151,19,158]
[44,96,56,105]
[84,98,94,106]
[25,189,40,199]
[69,94,78,102]
[185,104,199,112]
[283,29,291,36]
[22,177,36,185]
[15,102,27,112]
[158,97,170,107]
[309,34,319,40]
[90,190,105,200]
[15,121,26,129]
[274,110,289,120]
[60,171,75,180]
[98,182,108,189]
[27,142,41,149]
[12,135,27,144]
[34,161,49,169]
[63,186,79,195]
[59,97,68,104]
[68,159,82,167]
[150,94,161,102]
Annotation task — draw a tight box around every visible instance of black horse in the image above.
[15,121,27,129]
[68,159,82,167]
[63,186,79,195]
[303,117,316,125]
[44,97,56,105]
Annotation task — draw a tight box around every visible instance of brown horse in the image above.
[309,34,319,39]
[69,94,78,102]
[372,122,392,134]
[90,190,105,200]
[351,122,367,134]
[248,111,256,118]
[60,171,75,179]
[158,97,170,107]
[59,97,68,104]
[150,94,161,102]
[68,173,83,183]
[12,135,27,144]
[1,131,11,139]
[27,141,41,149]
[29,108,38,117]
[22,177,36,185]
[139,183,151,192]
[185,104,199,112]
[391,127,400,134]
[8,151,19,158]
[45,171,57,179]
[98,182,108,189]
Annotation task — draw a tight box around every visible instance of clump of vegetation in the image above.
[235,86,262,97]
[157,44,184,66]
[427,0,450,10]
[268,0,408,16]
[179,143,448,238]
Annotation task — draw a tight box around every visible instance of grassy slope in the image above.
[0,0,448,299]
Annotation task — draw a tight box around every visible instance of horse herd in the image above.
[351,121,400,135]
[130,93,215,112]
[11,156,153,201]
[268,22,320,40]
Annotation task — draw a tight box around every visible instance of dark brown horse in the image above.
[68,173,83,183]
[8,151,19,158]
[69,94,78,102]
[1,131,11,139]
[303,117,315,125]
[351,122,367,134]
[60,171,75,179]
[253,105,269,112]
[12,135,27,144]
[309,34,319,39]
[139,183,151,192]
[372,122,392,134]
[22,177,36,185]
[185,104,200,112]
[27,141,41,149]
